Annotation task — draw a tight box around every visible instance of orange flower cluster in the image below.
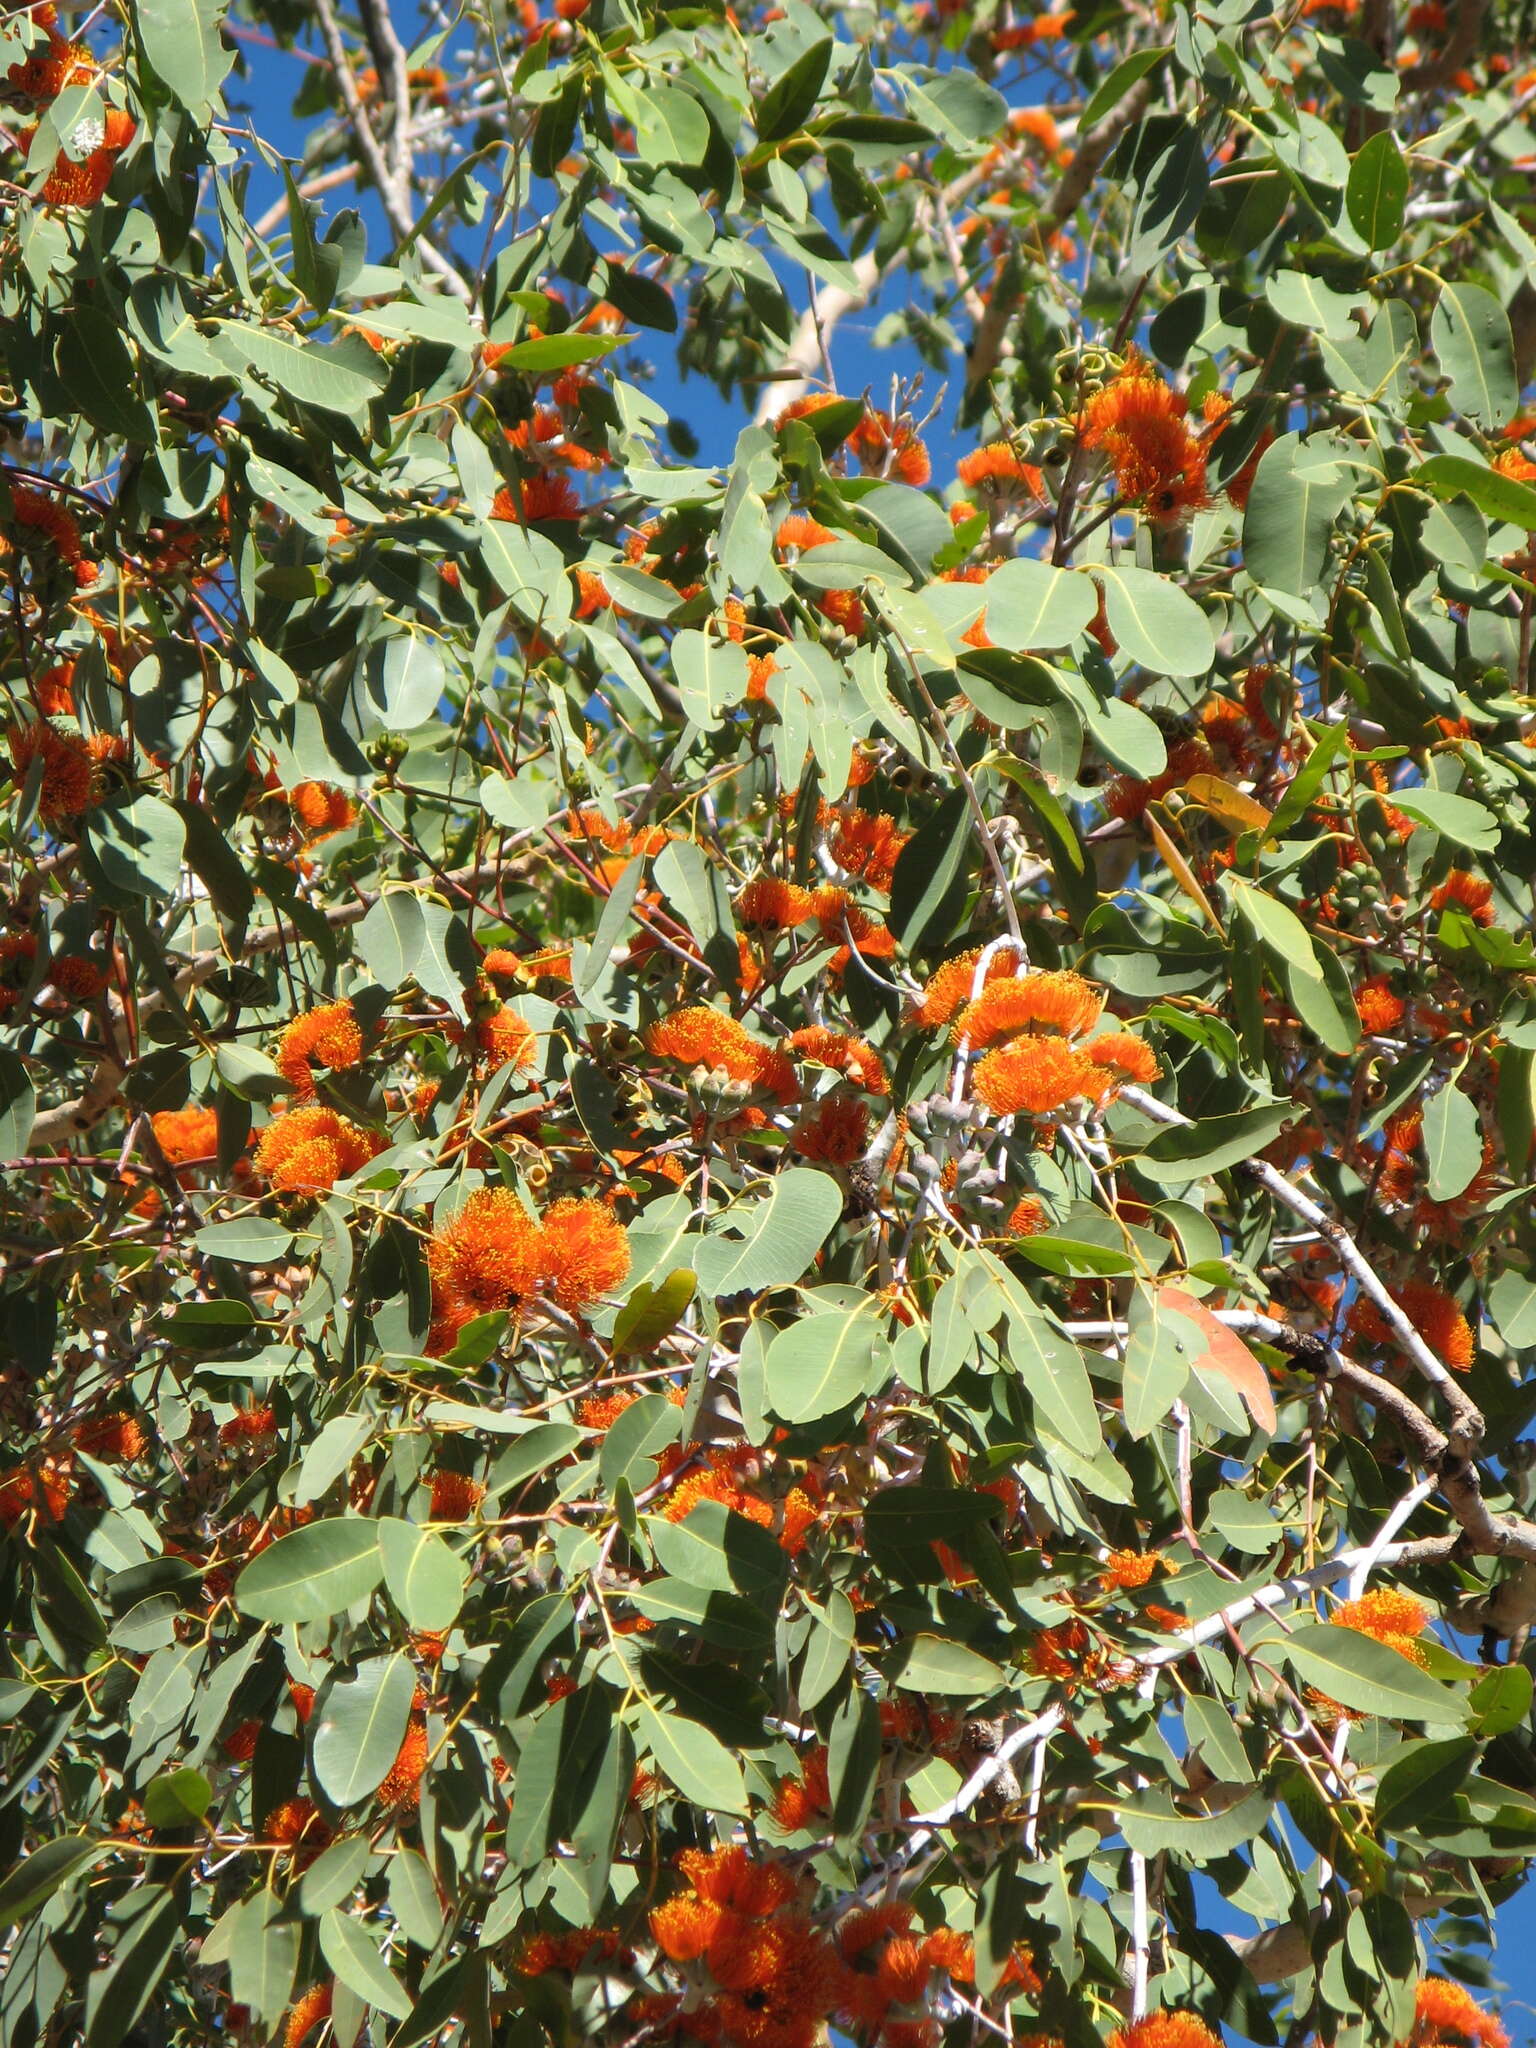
[956,443,1047,502]
[1346,1280,1475,1372]
[1201,390,1274,511]
[491,473,583,524]
[7,719,96,820]
[1412,1978,1510,2048]
[848,409,932,486]
[787,1026,889,1094]
[427,1188,631,1350]
[275,1000,364,1095]
[219,1402,277,1449]
[1102,734,1215,824]
[1109,2014,1225,2048]
[263,1796,332,1867]
[1080,359,1209,525]
[660,1447,820,1554]
[912,944,1025,1027]
[516,1925,630,1976]
[646,1006,800,1104]
[1430,869,1494,925]
[770,1745,832,1832]
[428,1470,485,1520]
[774,513,866,638]
[737,876,816,933]
[1330,1587,1431,1666]
[1355,972,1406,1035]
[287,780,356,840]
[71,1410,146,1462]
[0,1456,74,1529]
[1101,1548,1162,1592]
[1028,1615,1138,1692]
[952,969,1102,1048]
[4,20,136,209]
[282,1984,333,2048]
[461,994,537,1073]
[829,809,910,893]
[649,1845,904,2048]
[935,965,1157,1122]
[378,1712,430,1808]
[255,1104,382,1193]
[790,1092,869,1163]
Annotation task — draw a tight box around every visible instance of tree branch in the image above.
[29,852,532,1148]
[309,0,472,302]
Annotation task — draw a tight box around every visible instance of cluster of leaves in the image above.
[6,0,1536,2046]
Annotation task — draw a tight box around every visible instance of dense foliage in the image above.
[5,0,1536,2045]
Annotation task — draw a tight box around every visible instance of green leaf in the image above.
[387,1850,444,1949]
[210,322,387,420]
[1089,564,1214,676]
[299,1835,376,1917]
[1122,1293,1198,1439]
[379,1519,467,1632]
[904,68,1007,145]
[1374,1737,1477,1827]
[141,1768,212,1829]
[0,1836,108,1928]
[1488,1269,1536,1348]
[671,627,749,727]
[1266,271,1365,339]
[481,516,573,631]
[310,1654,416,1806]
[1137,1102,1296,1181]
[1242,433,1354,597]
[356,892,470,1013]
[359,633,447,732]
[494,331,622,372]
[1346,131,1408,250]
[319,1908,412,2020]
[764,1304,883,1422]
[85,793,187,901]
[888,1633,1005,1695]
[225,1895,300,2025]
[1415,453,1536,531]
[889,788,971,949]
[980,1252,1102,1455]
[137,0,232,115]
[1469,1663,1534,1737]
[1119,1787,1273,1855]
[1432,280,1518,427]
[634,84,712,166]
[647,1498,788,1602]
[1013,1236,1135,1277]
[194,1217,294,1264]
[612,1269,696,1355]
[756,37,834,144]
[83,1884,184,2048]
[652,838,737,987]
[598,1394,683,1494]
[627,1579,774,1655]
[979,559,1098,652]
[1276,1624,1468,1723]
[0,1050,36,1161]
[1422,1078,1483,1202]
[636,1700,748,1812]
[692,1169,842,1297]
[1227,877,1324,981]
[1080,47,1165,130]
[236,1518,384,1624]
[1389,787,1500,849]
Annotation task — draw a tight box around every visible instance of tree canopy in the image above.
[4,1,1536,2046]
